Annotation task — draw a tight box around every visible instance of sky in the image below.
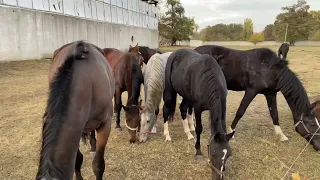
[173,0,320,32]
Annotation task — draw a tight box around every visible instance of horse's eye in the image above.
[147,120,150,123]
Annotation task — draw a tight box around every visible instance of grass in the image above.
[0,46,319,180]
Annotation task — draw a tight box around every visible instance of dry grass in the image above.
[0,46,320,180]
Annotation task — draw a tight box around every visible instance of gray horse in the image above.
[139,52,195,142]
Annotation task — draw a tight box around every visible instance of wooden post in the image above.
[284,23,288,43]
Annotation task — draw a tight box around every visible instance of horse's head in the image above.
[208,132,234,180]
[139,107,157,142]
[129,43,144,68]
[122,100,143,143]
[295,101,320,151]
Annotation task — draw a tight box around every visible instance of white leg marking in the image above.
[221,149,227,172]
[187,112,195,132]
[183,119,194,140]
[164,122,171,141]
[274,125,289,141]
[151,126,157,134]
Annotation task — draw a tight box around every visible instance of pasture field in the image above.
[0,46,320,180]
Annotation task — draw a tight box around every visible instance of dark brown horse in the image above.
[103,44,144,143]
[139,46,162,65]
[36,41,115,180]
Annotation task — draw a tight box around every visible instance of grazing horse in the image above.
[102,46,144,143]
[36,41,115,180]
[163,49,234,180]
[138,46,162,65]
[195,45,320,151]
[278,43,290,60]
[139,52,195,142]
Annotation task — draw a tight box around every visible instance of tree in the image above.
[198,23,244,41]
[274,0,311,45]
[249,33,264,45]
[263,24,275,41]
[159,0,197,45]
[244,18,254,40]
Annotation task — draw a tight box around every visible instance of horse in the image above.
[138,46,162,65]
[36,41,115,180]
[163,49,234,180]
[102,45,144,143]
[139,52,196,142]
[278,43,290,60]
[195,45,320,151]
[311,100,320,120]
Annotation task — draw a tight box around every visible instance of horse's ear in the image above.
[226,131,235,141]
[129,45,132,49]
[122,105,129,112]
[136,43,138,47]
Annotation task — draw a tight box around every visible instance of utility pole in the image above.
[284,23,288,43]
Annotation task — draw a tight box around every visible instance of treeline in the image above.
[194,0,320,45]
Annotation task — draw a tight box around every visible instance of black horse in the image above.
[195,45,320,151]
[163,49,234,180]
[278,43,290,60]
[138,46,162,65]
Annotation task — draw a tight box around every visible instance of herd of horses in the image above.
[35,41,320,180]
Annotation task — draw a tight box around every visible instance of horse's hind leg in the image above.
[229,89,257,138]
[90,130,96,153]
[180,99,194,140]
[75,149,84,180]
[163,87,177,142]
[92,120,111,180]
[187,106,195,132]
[265,93,288,141]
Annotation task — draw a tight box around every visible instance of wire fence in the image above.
[0,0,158,30]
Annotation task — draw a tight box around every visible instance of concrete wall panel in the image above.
[0,6,159,61]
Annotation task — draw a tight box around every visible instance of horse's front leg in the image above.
[194,106,203,160]
[180,99,194,140]
[265,93,288,141]
[114,88,122,130]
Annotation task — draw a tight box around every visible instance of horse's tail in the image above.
[36,41,88,180]
[164,53,177,121]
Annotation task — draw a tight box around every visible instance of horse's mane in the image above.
[144,53,167,112]
[276,65,311,119]
[36,41,89,179]
[197,55,225,129]
[126,53,144,105]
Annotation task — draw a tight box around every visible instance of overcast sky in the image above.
[177,0,320,32]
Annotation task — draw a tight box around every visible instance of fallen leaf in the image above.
[292,172,301,180]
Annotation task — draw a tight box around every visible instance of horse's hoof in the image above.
[195,155,203,161]
[115,125,122,131]
[187,133,194,140]
[90,151,96,158]
[280,136,289,142]
[165,136,172,142]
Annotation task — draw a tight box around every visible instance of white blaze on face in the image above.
[220,149,228,172]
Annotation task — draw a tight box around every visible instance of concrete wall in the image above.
[0,6,159,61]
[176,40,320,47]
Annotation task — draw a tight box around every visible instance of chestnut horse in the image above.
[36,41,115,180]
[103,44,144,143]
